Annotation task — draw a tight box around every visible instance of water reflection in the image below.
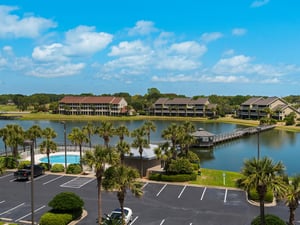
[0,119,299,175]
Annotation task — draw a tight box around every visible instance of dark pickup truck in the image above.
[14,165,45,180]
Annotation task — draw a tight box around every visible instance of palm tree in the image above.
[5,124,25,160]
[154,141,172,171]
[0,127,9,157]
[40,127,57,170]
[81,145,119,224]
[239,157,287,225]
[131,127,148,177]
[285,175,300,225]
[142,120,156,145]
[115,125,130,143]
[180,121,196,156]
[102,165,143,225]
[116,141,131,165]
[82,122,96,149]
[68,127,89,169]
[96,121,115,148]
[161,123,180,159]
[26,125,43,149]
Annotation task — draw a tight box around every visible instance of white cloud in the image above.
[213,55,253,74]
[251,0,270,8]
[0,5,56,38]
[128,20,158,36]
[232,28,247,36]
[109,40,151,56]
[32,25,113,62]
[28,63,85,78]
[64,26,113,56]
[0,57,7,67]
[156,56,200,71]
[169,41,207,57]
[201,32,223,43]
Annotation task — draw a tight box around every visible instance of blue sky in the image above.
[0,0,299,97]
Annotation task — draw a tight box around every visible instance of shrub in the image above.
[251,214,286,225]
[39,212,72,225]
[66,163,82,174]
[48,192,84,219]
[168,158,194,175]
[50,164,64,173]
[18,160,31,169]
[40,162,51,171]
[248,188,274,203]
[149,172,197,182]
[5,156,17,169]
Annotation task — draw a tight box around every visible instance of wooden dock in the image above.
[193,125,276,148]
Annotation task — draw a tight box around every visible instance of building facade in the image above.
[238,97,300,120]
[58,96,128,116]
[150,97,217,117]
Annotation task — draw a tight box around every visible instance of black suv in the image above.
[14,165,45,180]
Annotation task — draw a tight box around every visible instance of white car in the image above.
[105,207,133,225]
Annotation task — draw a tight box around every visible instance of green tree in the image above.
[115,125,130,143]
[239,157,287,225]
[5,124,25,160]
[96,121,115,148]
[68,127,89,169]
[161,123,180,159]
[116,141,131,165]
[102,165,143,225]
[26,125,43,149]
[285,175,300,225]
[131,127,148,177]
[142,120,156,145]
[82,122,96,149]
[81,145,119,224]
[0,127,9,157]
[40,127,57,170]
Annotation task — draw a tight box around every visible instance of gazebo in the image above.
[191,128,215,147]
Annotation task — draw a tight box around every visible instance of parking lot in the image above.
[0,171,296,225]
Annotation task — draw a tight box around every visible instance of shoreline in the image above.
[4,112,299,133]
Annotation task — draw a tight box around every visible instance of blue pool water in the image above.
[40,154,80,164]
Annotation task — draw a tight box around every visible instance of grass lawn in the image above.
[189,168,243,189]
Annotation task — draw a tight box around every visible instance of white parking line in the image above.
[142,182,148,189]
[129,216,138,224]
[156,184,167,196]
[0,173,13,179]
[26,174,48,183]
[43,175,64,185]
[224,189,228,203]
[177,185,187,199]
[200,187,207,200]
[159,219,165,225]
[60,177,95,188]
[15,205,46,222]
[0,200,5,204]
[0,203,25,216]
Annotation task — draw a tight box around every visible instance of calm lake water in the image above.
[0,119,299,176]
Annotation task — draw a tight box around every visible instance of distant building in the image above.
[58,96,128,116]
[238,96,300,120]
[150,97,217,117]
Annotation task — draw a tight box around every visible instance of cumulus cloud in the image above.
[201,32,223,43]
[232,28,247,36]
[109,40,151,56]
[169,41,207,57]
[64,26,113,56]
[251,0,270,8]
[128,20,158,36]
[28,63,85,77]
[0,5,56,38]
[32,25,113,62]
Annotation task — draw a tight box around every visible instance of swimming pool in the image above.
[39,154,80,164]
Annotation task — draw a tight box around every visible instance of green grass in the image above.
[189,168,242,188]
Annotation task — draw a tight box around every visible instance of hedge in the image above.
[39,212,73,225]
[149,172,197,182]
[251,214,286,225]
[51,164,65,173]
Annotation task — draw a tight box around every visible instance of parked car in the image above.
[102,207,133,225]
[14,164,45,180]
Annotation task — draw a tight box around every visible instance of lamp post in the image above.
[256,126,261,160]
[24,139,34,225]
[61,121,67,173]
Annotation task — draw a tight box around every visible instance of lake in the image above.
[0,119,299,176]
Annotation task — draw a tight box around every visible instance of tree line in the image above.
[1,88,300,116]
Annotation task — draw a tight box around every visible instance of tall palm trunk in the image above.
[289,205,296,225]
[258,185,267,225]
[97,175,102,224]
[139,147,143,178]
[117,190,125,225]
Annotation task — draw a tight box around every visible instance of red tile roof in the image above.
[59,96,124,104]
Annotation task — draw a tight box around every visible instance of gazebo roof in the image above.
[191,128,215,137]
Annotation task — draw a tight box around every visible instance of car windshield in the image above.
[110,212,122,219]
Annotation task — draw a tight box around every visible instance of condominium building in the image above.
[149,97,217,117]
[238,96,300,120]
[58,96,128,116]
